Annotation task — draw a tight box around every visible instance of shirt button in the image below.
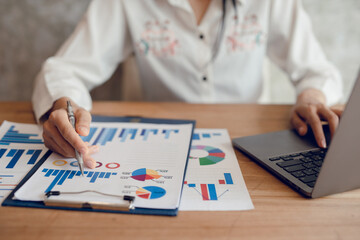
[199,34,204,40]
[202,76,207,81]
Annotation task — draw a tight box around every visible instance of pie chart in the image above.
[190,145,225,165]
[136,186,166,199]
[131,168,162,181]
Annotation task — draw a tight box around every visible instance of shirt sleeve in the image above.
[32,0,133,122]
[266,0,343,106]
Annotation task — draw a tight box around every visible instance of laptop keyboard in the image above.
[269,149,327,188]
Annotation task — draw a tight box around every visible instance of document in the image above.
[1,121,253,212]
[179,129,254,211]
[14,122,193,210]
[0,121,48,203]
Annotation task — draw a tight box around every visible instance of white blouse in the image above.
[32,0,343,121]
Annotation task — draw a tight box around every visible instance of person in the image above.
[32,0,343,169]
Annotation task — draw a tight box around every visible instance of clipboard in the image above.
[2,115,196,216]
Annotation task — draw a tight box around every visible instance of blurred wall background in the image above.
[0,0,359,104]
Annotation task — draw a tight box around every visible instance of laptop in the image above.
[232,71,360,198]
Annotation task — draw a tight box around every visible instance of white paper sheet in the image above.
[0,121,48,203]
[14,122,193,210]
[179,129,254,211]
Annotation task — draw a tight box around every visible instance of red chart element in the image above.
[138,193,150,199]
[209,152,225,158]
[200,184,209,200]
[105,162,120,169]
[131,168,162,181]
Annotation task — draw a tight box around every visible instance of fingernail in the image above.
[79,127,89,136]
[85,160,96,169]
[322,139,327,148]
[298,127,304,135]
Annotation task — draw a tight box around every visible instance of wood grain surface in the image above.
[0,102,359,240]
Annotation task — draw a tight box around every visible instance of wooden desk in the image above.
[0,102,359,240]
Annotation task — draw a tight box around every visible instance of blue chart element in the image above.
[140,129,158,141]
[0,125,43,145]
[0,148,43,169]
[26,149,42,165]
[224,173,233,184]
[93,128,117,146]
[119,128,138,142]
[162,129,179,139]
[207,184,217,200]
[202,133,211,138]
[42,168,118,193]
[81,127,97,143]
[192,132,222,140]
[117,128,181,142]
[136,186,166,199]
[6,149,25,168]
[192,134,200,140]
[0,148,6,158]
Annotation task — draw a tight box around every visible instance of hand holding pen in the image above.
[42,97,98,169]
[67,101,85,175]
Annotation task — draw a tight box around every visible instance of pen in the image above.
[66,100,84,176]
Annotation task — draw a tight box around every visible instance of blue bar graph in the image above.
[26,149,42,164]
[162,129,179,139]
[202,133,211,138]
[81,127,97,143]
[192,134,200,140]
[208,184,218,200]
[119,128,138,142]
[7,149,16,157]
[0,148,43,169]
[6,149,25,169]
[192,132,222,140]
[42,168,118,193]
[0,125,43,145]
[140,129,158,141]
[93,128,117,146]
[0,149,6,158]
[224,173,233,184]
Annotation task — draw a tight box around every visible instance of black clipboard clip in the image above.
[44,190,135,211]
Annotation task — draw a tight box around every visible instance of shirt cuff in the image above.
[32,71,92,123]
[295,74,343,106]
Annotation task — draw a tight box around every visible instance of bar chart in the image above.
[192,132,222,140]
[184,173,233,201]
[41,168,118,193]
[0,148,44,169]
[93,128,117,146]
[162,129,179,139]
[0,125,43,145]
[80,126,182,144]
[0,174,17,199]
[119,128,138,142]
[140,129,158,141]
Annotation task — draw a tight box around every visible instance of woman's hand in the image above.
[42,97,98,168]
[290,89,343,148]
